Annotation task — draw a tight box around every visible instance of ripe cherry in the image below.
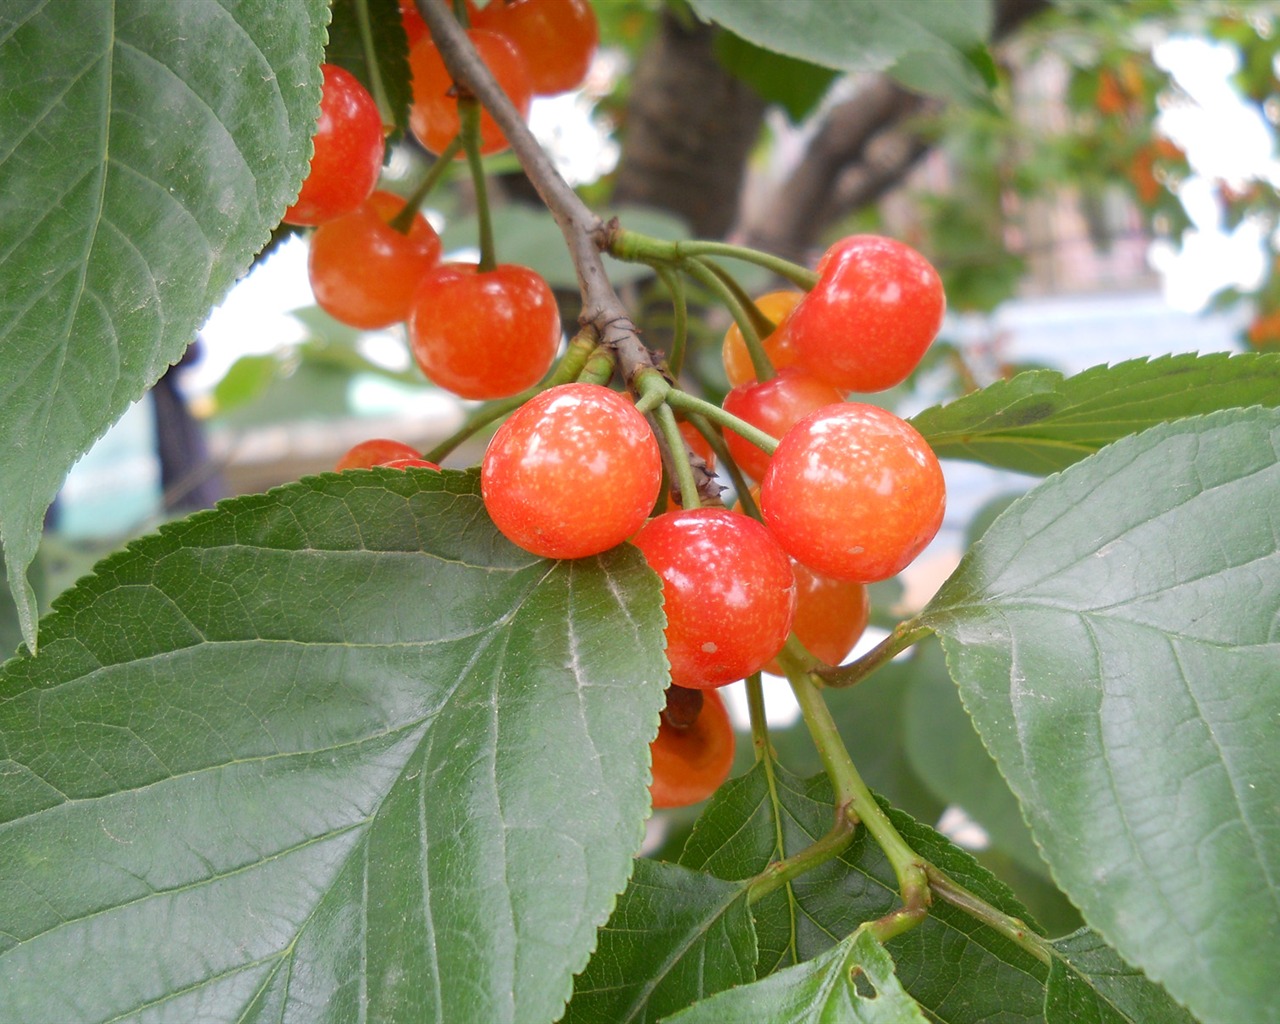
[335,438,421,471]
[761,404,945,583]
[283,64,384,227]
[632,508,796,690]
[308,191,442,329]
[721,290,805,388]
[409,29,532,156]
[398,0,428,47]
[721,369,843,482]
[650,686,735,809]
[788,235,944,394]
[408,262,560,399]
[474,0,599,96]
[481,384,662,559]
[766,563,869,674]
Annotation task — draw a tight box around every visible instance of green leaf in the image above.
[663,924,928,1024]
[563,858,757,1024]
[0,470,668,1023]
[910,353,1280,475]
[0,0,328,651]
[923,408,1280,1024]
[328,0,413,139]
[1045,929,1197,1024]
[680,763,1049,1020]
[714,31,837,122]
[686,0,994,103]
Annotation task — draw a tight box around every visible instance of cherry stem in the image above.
[744,673,771,763]
[576,346,617,385]
[609,229,818,291]
[389,137,464,234]
[662,386,779,455]
[654,265,688,377]
[458,98,497,272]
[818,621,933,689]
[354,0,394,130]
[789,670,931,933]
[746,819,855,905]
[423,332,597,463]
[652,402,701,510]
[684,258,774,383]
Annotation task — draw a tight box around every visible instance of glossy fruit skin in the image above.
[409,29,532,156]
[284,65,384,226]
[766,563,868,674]
[632,508,796,689]
[650,687,734,809]
[309,191,442,329]
[336,438,421,471]
[409,262,560,399]
[761,403,945,583]
[481,384,662,559]
[722,290,805,388]
[789,235,944,394]
[721,369,844,482]
[474,0,599,95]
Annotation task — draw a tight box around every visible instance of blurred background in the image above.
[26,0,1280,934]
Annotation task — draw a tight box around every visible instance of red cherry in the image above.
[761,404,945,583]
[408,262,560,399]
[408,29,532,157]
[789,235,944,393]
[481,384,662,559]
[398,0,429,47]
[766,563,868,674]
[284,64,384,227]
[650,687,735,809]
[721,290,805,388]
[335,439,421,471]
[632,508,796,690]
[474,0,599,95]
[721,369,844,481]
[308,191,442,329]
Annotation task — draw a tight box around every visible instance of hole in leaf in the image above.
[850,965,878,1000]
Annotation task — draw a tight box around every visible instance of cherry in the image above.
[283,64,384,227]
[308,191,442,329]
[481,383,662,559]
[632,508,796,690]
[761,403,945,583]
[766,563,868,674]
[721,290,805,388]
[721,369,843,482]
[474,0,599,96]
[409,29,532,157]
[408,262,560,399]
[335,438,421,471]
[398,0,429,48]
[650,686,734,809]
[788,235,945,394]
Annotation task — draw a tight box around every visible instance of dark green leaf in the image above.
[923,408,1280,1024]
[563,858,757,1024]
[0,470,668,1023]
[1045,929,1197,1024]
[714,31,837,122]
[910,353,1280,475]
[686,0,994,103]
[0,0,328,650]
[328,0,413,139]
[680,763,1049,1020]
[663,924,928,1024]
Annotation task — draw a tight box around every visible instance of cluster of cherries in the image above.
[286,4,946,812]
[285,0,598,403]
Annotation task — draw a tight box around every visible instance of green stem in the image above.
[925,865,1053,966]
[458,99,496,272]
[609,228,818,291]
[653,401,700,510]
[664,388,778,455]
[744,672,771,763]
[654,265,688,377]
[789,672,930,930]
[747,820,856,904]
[818,621,933,689]
[423,334,596,463]
[355,0,394,129]
[681,259,773,383]
[577,346,617,385]
[389,137,463,234]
